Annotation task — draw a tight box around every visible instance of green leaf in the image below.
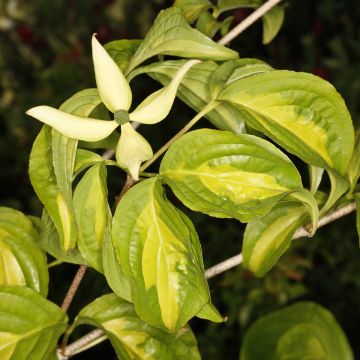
[347,131,360,193]
[216,0,261,15]
[196,11,222,38]
[218,70,355,176]
[112,177,216,332]
[39,209,86,265]
[126,7,238,74]
[0,285,68,360]
[71,293,201,359]
[242,202,309,276]
[355,193,360,247]
[73,149,104,177]
[132,60,247,134]
[104,39,142,72]
[73,163,109,272]
[262,5,284,44]
[29,89,105,251]
[0,208,48,296]
[173,0,212,23]
[241,302,354,360]
[309,165,324,194]
[103,226,133,303]
[160,129,315,222]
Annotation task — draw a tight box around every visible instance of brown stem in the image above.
[114,175,137,208]
[61,265,88,313]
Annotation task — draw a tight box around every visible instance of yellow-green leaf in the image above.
[218,70,355,176]
[71,293,201,359]
[112,177,216,332]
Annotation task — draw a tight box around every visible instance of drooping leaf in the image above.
[347,131,360,193]
[0,208,48,296]
[104,39,142,72]
[216,0,261,15]
[39,210,86,265]
[241,302,354,360]
[126,7,238,74]
[160,129,318,223]
[71,293,201,359]
[173,0,212,23]
[0,285,67,360]
[262,5,284,44]
[73,163,109,272]
[242,202,309,276]
[112,177,219,332]
[29,89,106,251]
[218,70,355,176]
[309,165,324,194]
[132,60,247,134]
[103,226,133,303]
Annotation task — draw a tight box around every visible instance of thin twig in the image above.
[218,0,283,45]
[62,202,357,357]
[204,202,357,279]
[61,265,88,313]
[114,175,137,207]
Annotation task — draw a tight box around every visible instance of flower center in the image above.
[114,110,130,125]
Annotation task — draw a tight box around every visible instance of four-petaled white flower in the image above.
[27,34,200,179]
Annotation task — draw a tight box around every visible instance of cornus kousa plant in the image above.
[0,0,359,359]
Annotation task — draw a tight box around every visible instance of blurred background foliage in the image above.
[1,0,360,358]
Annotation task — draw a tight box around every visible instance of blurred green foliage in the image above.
[1,0,360,358]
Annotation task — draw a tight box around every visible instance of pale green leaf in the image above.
[73,163,109,272]
[104,39,142,72]
[216,0,261,15]
[160,129,312,222]
[196,11,222,38]
[73,149,104,177]
[132,60,247,134]
[0,208,48,296]
[218,70,355,176]
[103,227,133,303]
[126,7,238,74]
[173,0,212,23]
[39,209,86,265]
[309,165,324,194]
[112,177,216,332]
[262,5,284,44]
[0,285,67,360]
[71,293,201,359]
[241,302,354,360]
[242,202,309,277]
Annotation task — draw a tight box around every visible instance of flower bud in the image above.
[26,106,118,141]
[116,123,153,180]
[92,34,132,113]
[129,59,201,124]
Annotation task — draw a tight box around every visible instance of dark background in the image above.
[1,0,360,358]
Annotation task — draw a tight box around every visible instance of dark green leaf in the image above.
[126,7,238,74]
[0,285,67,360]
[0,208,48,296]
[241,302,354,360]
[112,177,219,332]
[71,293,201,359]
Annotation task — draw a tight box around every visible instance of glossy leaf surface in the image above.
[112,177,217,332]
[241,302,354,360]
[72,293,201,359]
[126,7,237,74]
[73,163,109,271]
[0,208,48,296]
[218,70,354,176]
[160,129,317,223]
[243,202,308,276]
[0,285,67,360]
[133,60,247,134]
